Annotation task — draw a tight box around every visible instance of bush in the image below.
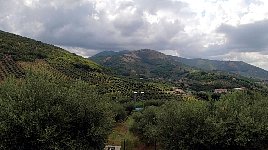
[195,91,210,100]
[131,92,268,149]
[0,75,114,149]
[157,100,211,149]
[143,99,165,107]
[112,103,127,122]
[207,92,268,149]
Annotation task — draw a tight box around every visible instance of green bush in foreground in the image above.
[132,92,268,149]
[0,74,114,149]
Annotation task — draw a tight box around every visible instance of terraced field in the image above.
[0,55,25,80]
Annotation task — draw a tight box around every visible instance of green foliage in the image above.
[211,93,221,100]
[111,103,127,122]
[143,99,165,107]
[0,74,114,149]
[157,100,211,149]
[130,107,158,145]
[131,92,268,149]
[208,92,268,149]
[194,91,210,100]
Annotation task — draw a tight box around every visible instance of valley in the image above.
[1,30,268,149]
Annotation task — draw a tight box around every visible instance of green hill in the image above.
[0,30,177,101]
[91,49,191,79]
[91,49,266,92]
[0,30,104,81]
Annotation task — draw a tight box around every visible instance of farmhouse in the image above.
[214,89,227,94]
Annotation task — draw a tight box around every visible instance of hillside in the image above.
[175,57,268,80]
[91,49,191,79]
[91,49,265,92]
[0,30,105,81]
[0,30,266,94]
[0,30,177,101]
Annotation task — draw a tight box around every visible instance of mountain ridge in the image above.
[91,49,267,92]
[92,49,268,80]
[174,57,268,80]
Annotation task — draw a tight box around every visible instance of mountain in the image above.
[0,30,178,100]
[175,57,268,80]
[1,30,266,93]
[91,49,192,78]
[91,49,266,92]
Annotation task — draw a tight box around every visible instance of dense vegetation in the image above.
[131,92,268,149]
[0,73,116,149]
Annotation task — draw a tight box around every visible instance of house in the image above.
[174,89,185,94]
[214,89,227,94]
[104,145,121,150]
[233,87,246,91]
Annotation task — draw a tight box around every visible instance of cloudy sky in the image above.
[1,0,268,70]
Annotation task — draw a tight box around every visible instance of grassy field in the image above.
[107,116,159,150]
[107,117,139,147]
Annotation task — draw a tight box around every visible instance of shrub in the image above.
[157,100,211,149]
[0,75,114,149]
[207,92,268,149]
[130,107,158,145]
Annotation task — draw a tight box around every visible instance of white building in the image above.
[104,145,121,150]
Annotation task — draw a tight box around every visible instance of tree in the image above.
[0,74,114,149]
[156,100,212,149]
[131,92,268,149]
[130,106,158,145]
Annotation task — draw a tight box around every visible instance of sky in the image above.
[1,0,268,70]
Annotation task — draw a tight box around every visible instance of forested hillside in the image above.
[91,49,266,92]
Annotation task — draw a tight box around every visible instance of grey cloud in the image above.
[196,19,268,60]
[0,0,248,60]
[217,20,268,52]
[0,0,196,53]
[113,12,144,37]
